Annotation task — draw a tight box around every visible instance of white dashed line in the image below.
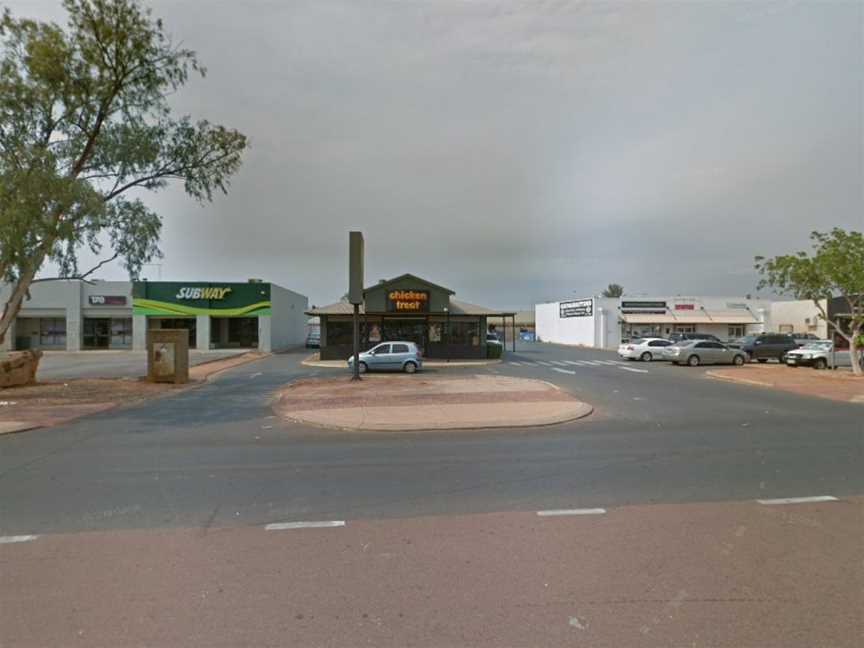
[266,521,346,530]
[757,496,838,505]
[578,361,600,366]
[537,508,607,517]
[618,366,649,374]
[552,367,576,375]
[0,535,38,544]
[550,360,569,366]
[249,372,263,379]
[536,361,554,366]
[595,360,619,366]
[508,361,523,366]
[563,360,581,366]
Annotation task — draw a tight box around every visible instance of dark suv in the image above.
[741,333,800,362]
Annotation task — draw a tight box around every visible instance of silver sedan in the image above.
[662,340,748,367]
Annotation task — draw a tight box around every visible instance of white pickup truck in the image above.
[785,341,855,370]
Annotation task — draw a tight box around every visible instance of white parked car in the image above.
[785,341,853,370]
[617,337,673,362]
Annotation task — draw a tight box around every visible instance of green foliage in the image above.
[0,0,247,287]
[754,229,864,325]
[602,283,624,298]
[755,228,864,375]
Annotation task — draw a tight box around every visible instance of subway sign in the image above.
[175,286,233,300]
[386,290,429,312]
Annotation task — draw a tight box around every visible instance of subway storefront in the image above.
[308,274,515,360]
[132,281,307,352]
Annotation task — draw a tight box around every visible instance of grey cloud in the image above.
[12,0,861,307]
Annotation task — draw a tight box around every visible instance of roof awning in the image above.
[620,312,759,325]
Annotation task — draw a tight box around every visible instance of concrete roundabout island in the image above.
[273,374,593,432]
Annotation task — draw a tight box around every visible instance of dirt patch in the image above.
[707,365,864,403]
[0,379,180,431]
[274,374,592,431]
[0,351,267,433]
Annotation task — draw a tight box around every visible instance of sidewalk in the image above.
[706,364,864,403]
[0,351,267,435]
[274,374,592,431]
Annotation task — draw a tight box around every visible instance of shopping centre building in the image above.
[307,273,515,360]
[535,295,834,350]
[0,279,308,352]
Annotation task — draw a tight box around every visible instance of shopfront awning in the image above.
[621,312,759,325]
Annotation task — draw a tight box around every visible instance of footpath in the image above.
[274,374,592,431]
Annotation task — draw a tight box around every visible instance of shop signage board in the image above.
[386,290,429,312]
[559,299,593,318]
[88,295,127,306]
[132,282,271,316]
[674,304,695,310]
[621,300,667,314]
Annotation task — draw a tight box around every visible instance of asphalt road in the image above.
[1,343,862,533]
[2,343,862,646]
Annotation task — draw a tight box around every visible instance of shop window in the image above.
[111,318,133,346]
[326,320,355,345]
[40,318,67,346]
[728,325,745,338]
[448,320,480,346]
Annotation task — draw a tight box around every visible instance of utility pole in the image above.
[349,232,364,381]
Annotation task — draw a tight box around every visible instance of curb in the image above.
[283,402,594,433]
[300,355,503,369]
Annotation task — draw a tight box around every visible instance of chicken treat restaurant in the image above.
[307,274,515,360]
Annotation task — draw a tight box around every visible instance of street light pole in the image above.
[444,307,449,363]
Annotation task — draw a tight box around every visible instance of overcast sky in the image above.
[10,0,864,308]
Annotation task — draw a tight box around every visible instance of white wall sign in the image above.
[560,299,593,318]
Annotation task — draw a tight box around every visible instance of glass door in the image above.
[83,318,111,348]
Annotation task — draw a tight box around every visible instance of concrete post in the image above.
[195,315,211,351]
[259,315,272,352]
[132,315,148,351]
[66,286,82,351]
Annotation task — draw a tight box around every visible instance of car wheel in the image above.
[687,355,700,367]
[733,354,745,366]
[640,351,652,362]
[403,361,417,374]
[757,358,768,364]
[358,362,368,374]
[814,358,827,370]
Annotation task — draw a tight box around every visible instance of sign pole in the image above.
[352,303,360,380]
[348,232,364,381]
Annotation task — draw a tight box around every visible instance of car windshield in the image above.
[802,342,832,350]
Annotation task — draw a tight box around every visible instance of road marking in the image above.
[579,361,600,366]
[249,372,263,379]
[595,360,619,366]
[0,535,38,544]
[609,360,628,365]
[619,366,649,374]
[537,508,607,516]
[552,367,576,375]
[266,520,346,530]
[757,496,838,505]
[520,362,537,366]
[563,360,581,366]
[508,361,523,366]
[536,361,553,366]
[550,360,569,366]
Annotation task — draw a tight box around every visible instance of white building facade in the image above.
[534,295,808,350]
[1,279,308,353]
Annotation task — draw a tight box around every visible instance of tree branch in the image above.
[31,252,120,285]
